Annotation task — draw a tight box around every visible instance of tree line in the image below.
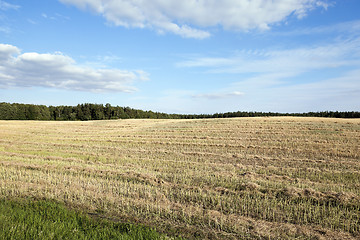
[0,102,359,120]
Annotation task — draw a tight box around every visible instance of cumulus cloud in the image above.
[0,43,19,60]
[0,44,148,92]
[59,0,329,38]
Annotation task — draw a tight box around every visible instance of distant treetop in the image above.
[0,102,359,120]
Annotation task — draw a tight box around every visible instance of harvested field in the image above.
[1,117,359,239]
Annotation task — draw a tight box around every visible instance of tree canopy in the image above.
[0,102,359,120]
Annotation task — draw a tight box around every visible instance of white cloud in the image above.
[0,43,20,61]
[0,1,20,11]
[0,26,10,33]
[0,44,148,92]
[149,69,360,114]
[27,19,37,25]
[238,69,360,112]
[273,20,360,37]
[41,12,70,21]
[192,91,244,100]
[0,1,20,34]
[174,35,360,112]
[59,0,329,38]
[178,37,360,76]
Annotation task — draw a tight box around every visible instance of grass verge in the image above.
[0,198,175,240]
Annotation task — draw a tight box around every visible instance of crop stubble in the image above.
[0,117,359,239]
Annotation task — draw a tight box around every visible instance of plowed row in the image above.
[1,117,359,239]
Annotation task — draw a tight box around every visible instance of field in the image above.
[0,198,169,240]
[0,117,359,239]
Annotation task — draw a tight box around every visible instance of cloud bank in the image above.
[0,44,148,92]
[59,0,329,38]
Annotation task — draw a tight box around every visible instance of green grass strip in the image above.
[0,198,173,240]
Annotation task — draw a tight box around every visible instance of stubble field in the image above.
[0,117,359,239]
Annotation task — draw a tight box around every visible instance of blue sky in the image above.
[0,0,359,114]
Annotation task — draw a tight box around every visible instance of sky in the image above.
[0,0,359,114]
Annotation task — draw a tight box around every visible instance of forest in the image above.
[0,102,359,120]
